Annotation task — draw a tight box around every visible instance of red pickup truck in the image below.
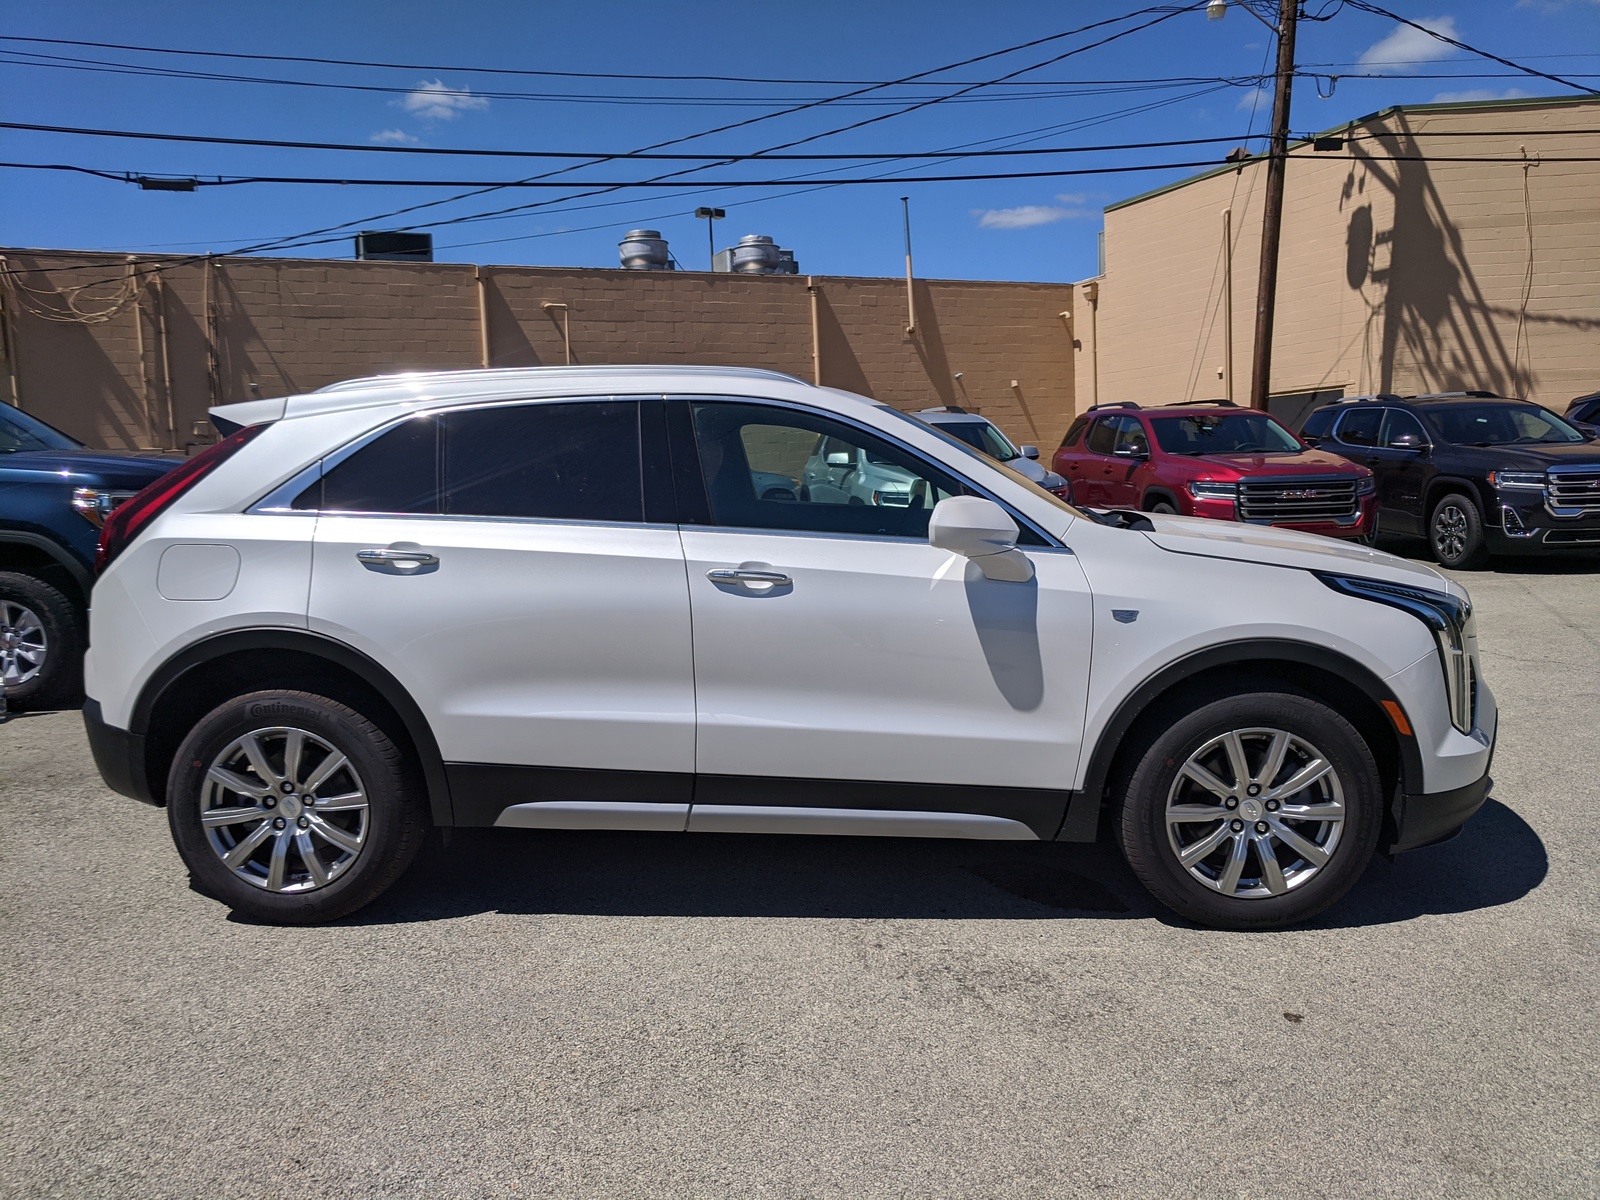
[1053,402,1377,541]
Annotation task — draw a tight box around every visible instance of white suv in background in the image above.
[912,406,1070,494]
[83,367,1496,929]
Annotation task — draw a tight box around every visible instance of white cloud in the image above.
[397,80,490,122]
[1430,86,1531,103]
[1236,85,1271,116]
[1358,16,1460,70]
[975,206,1073,229]
[369,128,421,145]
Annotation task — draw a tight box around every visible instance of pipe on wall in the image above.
[1222,207,1235,404]
[127,256,156,450]
[807,275,821,385]
[474,266,491,368]
[541,301,571,365]
[153,269,176,450]
[202,257,220,411]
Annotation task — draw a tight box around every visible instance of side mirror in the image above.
[1113,444,1148,459]
[928,496,1033,582]
[1390,432,1428,451]
[1020,444,1041,460]
[1300,433,1323,446]
[825,451,852,467]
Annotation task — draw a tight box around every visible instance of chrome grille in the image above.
[1237,476,1359,524]
[1547,467,1600,517]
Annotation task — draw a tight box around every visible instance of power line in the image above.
[2,32,1591,85]
[0,120,1277,160]
[12,152,1599,190]
[1343,1,1600,95]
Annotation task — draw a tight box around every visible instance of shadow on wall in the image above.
[813,289,871,397]
[909,280,958,408]
[1340,118,1599,398]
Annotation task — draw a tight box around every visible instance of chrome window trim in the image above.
[247,393,659,518]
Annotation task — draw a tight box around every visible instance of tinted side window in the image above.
[1059,417,1087,449]
[1085,418,1116,455]
[688,401,968,539]
[1381,409,1428,447]
[1299,408,1336,440]
[1336,408,1383,447]
[298,416,440,513]
[442,401,641,522]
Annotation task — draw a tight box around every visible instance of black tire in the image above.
[1115,690,1382,930]
[1147,498,1179,515]
[167,690,428,924]
[1429,493,1488,570]
[0,571,83,711]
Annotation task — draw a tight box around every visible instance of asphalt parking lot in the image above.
[2,551,1597,1199]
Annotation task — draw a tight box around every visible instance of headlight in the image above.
[871,489,912,507]
[1317,573,1475,734]
[71,487,139,528]
[1488,470,1545,490]
[1187,481,1238,500]
[1356,476,1376,496]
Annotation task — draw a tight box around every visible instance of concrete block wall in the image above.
[0,251,1079,454]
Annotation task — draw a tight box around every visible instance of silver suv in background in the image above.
[912,406,1069,494]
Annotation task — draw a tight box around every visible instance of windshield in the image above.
[1421,403,1585,446]
[873,405,1084,520]
[0,406,83,453]
[938,419,1019,461]
[1150,412,1302,455]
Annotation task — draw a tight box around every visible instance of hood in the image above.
[0,448,182,480]
[1141,513,1454,593]
[1448,441,1600,470]
[1182,448,1365,476]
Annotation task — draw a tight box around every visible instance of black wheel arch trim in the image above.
[1061,638,1423,843]
[1141,487,1181,511]
[1424,475,1491,518]
[128,628,454,826]
[0,530,92,595]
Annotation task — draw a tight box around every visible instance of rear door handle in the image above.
[358,547,439,572]
[706,568,791,587]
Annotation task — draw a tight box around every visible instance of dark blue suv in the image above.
[1,405,177,710]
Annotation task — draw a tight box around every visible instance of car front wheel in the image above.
[1116,691,1382,929]
[0,571,82,711]
[167,690,428,924]
[1430,494,1488,569]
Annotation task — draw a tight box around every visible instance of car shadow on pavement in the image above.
[343,798,1544,930]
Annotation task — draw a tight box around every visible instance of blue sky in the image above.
[2,0,1596,282]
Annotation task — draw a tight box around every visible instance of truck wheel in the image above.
[0,571,83,712]
[167,690,428,924]
[1116,690,1382,930]
[1429,494,1488,569]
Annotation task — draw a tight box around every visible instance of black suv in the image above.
[1300,392,1600,569]
[1,404,177,709]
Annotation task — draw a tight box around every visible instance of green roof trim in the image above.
[1103,93,1599,214]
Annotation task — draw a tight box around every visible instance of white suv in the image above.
[82,367,1496,929]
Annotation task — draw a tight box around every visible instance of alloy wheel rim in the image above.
[0,600,47,687]
[1434,505,1468,560]
[201,726,369,893]
[1165,727,1345,899]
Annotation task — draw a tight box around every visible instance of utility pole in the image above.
[1248,0,1299,411]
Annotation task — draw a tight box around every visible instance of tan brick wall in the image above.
[0,252,1078,453]
[1092,97,1600,414]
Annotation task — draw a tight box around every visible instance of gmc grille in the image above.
[1547,468,1600,517]
[1237,477,1360,524]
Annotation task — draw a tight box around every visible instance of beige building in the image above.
[1085,94,1600,426]
[0,252,1080,454]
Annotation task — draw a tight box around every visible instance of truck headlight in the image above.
[1356,476,1376,496]
[1488,470,1545,490]
[1316,573,1475,734]
[1187,481,1238,500]
[71,487,139,528]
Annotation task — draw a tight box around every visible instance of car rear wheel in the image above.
[1429,494,1488,569]
[0,572,83,712]
[167,690,428,924]
[1116,690,1382,929]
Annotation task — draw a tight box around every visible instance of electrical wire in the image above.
[1342,1,1600,96]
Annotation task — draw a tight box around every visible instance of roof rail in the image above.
[1087,401,1140,411]
[1159,398,1237,408]
[1405,390,1507,400]
[315,364,807,394]
[916,405,969,414]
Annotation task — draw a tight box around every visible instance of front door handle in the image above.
[358,547,439,572]
[706,568,791,587]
